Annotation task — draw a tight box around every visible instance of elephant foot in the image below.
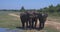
[26,26,28,28]
[29,26,32,30]
[34,26,37,29]
[38,27,44,30]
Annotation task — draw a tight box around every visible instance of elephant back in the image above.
[42,13,48,18]
[20,12,29,20]
[37,12,42,18]
[40,13,48,23]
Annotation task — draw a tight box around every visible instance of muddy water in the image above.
[0,28,26,32]
[0,28,46,32]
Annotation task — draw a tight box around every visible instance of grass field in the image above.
[48,13,60,23]
[0,11,60,32]
[0,11,20,28]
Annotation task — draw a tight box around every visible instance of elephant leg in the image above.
[29,21,31,27]
[22,22,25,28]
[42,22,45,29]
[41,19,46,29]
[41,23,43,29]
[34,19,37,28]
[29,19,32,29]
[38,22,42,30]
[31,20,34,28]
[39,22,41,28]
[26,21,28,28]
[42,23,44,29]
[39,19,41,28]
[39,18,43,30]
[39,22,45,30]
[20,18,25,28]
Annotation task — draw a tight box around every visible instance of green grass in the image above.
[47,13,60,23]
[0,11,21,29]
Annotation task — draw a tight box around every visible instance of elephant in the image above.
[32,12,48,29]
[31,12,39,28]
[20,12,29,28]
[28,11,41,29]
[27,11,37,29]
[20,11,48,30]
[20,11,36,29]
[38,13,48,29]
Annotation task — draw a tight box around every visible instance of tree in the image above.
[43,7,48,12]
[20,6,26,12]
[56,4,60,12]
[48,5,55,13]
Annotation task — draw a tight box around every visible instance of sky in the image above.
[0,0,60,9]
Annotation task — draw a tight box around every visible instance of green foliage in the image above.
[0,4,60,13]
[38,4,60,13]
[20,6,26,12]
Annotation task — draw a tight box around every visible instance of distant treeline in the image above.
[0,9,19,12]
[20,4,60,13]
[0,4,60,13]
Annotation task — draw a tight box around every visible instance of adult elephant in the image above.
[27,11,37,29]
[20,11,35,29]
[28,11,42,29]
[32,12,48,29]
[32,12,40,28]
[38,13,48,30]
[20,12,29,28]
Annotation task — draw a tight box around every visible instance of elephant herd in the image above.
[20,11,48,30]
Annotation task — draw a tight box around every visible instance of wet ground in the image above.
[0,28,25,32]
[0,27,43,32]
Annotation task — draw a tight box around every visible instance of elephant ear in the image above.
[42,13,48,18]
[42,14,45,16]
